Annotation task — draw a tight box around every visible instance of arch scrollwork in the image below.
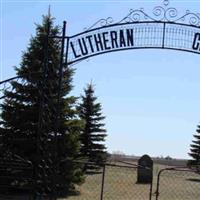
[85,0,200,31]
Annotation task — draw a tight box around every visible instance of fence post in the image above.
[149,174,153,200]
[100,164,106,200]
[155,169,164,200]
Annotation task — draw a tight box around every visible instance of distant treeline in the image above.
[109,154,187,167]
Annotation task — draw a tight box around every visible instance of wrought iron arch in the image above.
[1,1,200,199]
[65,0,200,65]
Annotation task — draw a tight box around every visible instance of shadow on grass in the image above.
[186,178,200,183]
[0,190,32,200]
[135,182,152,185]
[0,188,82,199]
[85,171,102,175]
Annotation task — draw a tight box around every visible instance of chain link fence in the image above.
[0,157,200,200]
[155,168,200,200]
[103,164,152,200]
[60,164,200,200]
[65,162,152,200]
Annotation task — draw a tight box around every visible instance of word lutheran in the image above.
[70,29,134,58]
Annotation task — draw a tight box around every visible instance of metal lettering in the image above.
[102,32,111,50]
[78,38,88,55]
[70,42,81,58]
[119,30,126,47]
[192,33,200,51]
[110,31,119,48]
[126,29,134,46]
[86,35,94,53]
[94,33,104,51]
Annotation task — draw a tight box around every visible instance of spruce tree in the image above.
[188,124,200,170]
[0,15,83,193]
[78,84,107,168]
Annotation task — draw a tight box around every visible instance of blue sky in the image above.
[1,0,200,159]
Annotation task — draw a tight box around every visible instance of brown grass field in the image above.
[0,163,199,200]
[60,163,200,200]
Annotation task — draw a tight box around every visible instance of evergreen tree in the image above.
[188,124,200,170]
[0,15,83,193]
[78,84,107,168]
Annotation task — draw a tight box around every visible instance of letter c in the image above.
[193,33,200,50]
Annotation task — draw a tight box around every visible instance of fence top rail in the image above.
[158,166,200,176]
[67,159,154,170]
[116,160,153,170]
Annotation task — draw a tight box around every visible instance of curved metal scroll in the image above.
[66,0,200,65]
[85,0,200,31]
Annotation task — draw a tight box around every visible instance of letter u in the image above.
[78,38,88,56]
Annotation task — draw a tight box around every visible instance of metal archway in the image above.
[65,0,200,65]
[1,0,200,199]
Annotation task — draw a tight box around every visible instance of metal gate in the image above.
[66,162,153,200]
[155,167,200,200]
[102,164,152,200]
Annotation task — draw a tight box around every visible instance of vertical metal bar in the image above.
[155,169,164,200]
[65,36,70,65]
[162,22,166,48]
[54,20,66,155]
[100,165,106,200]
[149,173,153,200]
[52,21,67,200]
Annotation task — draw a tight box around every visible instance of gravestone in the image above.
[137,154,153,184]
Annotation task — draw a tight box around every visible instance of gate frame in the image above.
[155,167,200,200]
